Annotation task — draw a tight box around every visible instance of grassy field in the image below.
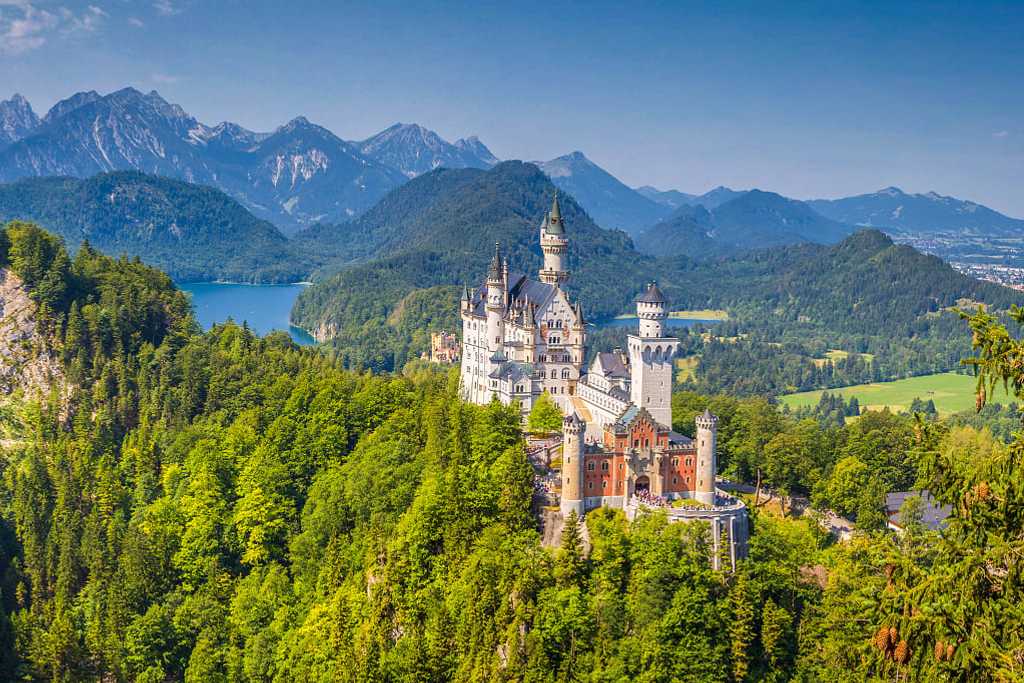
[811,349,876,368]
[675,356,699,383]
[778,371,1013,415]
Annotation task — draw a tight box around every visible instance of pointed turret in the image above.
[487,242,503,282]
[539,192,569,284]
[546,191,564,235]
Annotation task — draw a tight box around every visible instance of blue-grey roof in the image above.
[636,282,666,304]
[885,490,951,531]
[596,352,630,379]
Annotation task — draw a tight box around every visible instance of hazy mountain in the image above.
[356,123,498,178]
[634,204,718,255]
[537,151,672,236]
[635,185,697,209]
[453,136,499,166]
[691,186,747,209]
[0,89,407,233]
[0,94,40,147]
[636,189,854,256]
[41,90,101,125]
[808,187,1024,236]
[0,172,310,282]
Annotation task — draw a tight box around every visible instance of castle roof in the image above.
[487,242,503,281]
[636,282,666,304]
[545,192,565,235]
[488,360,539,382]
[595,351,630,379]
[467,271,556,318]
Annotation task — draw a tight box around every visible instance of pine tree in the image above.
[556,511,586,588]
[729,570,755,681]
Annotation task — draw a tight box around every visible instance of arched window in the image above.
[587,461,595,471]
[562,369,570,379]
[550,370,557,379]
[601,461,609,472]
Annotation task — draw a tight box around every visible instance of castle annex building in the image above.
[459,195,748,568]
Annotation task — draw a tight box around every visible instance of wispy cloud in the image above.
[0,2,106,54]
[992,130,1009,138]
[151,72,179,84]
[153,0,180,16]
[127,16,144,28]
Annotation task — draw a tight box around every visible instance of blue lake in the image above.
[179,283,316,345]
[597,316,719,329]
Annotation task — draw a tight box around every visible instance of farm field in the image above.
[778,371,1013,415]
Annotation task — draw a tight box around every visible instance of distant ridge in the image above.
[537,151,672,236]
[636,189,854,256]
[808,187,1024,236]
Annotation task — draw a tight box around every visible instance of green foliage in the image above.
[0,173,313,282]
[5,221,1020,681]
[527,391,563,434]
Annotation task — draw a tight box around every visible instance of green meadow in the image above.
[778,371,1014,415]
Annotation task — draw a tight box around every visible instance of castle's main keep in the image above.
[459,194,748,568]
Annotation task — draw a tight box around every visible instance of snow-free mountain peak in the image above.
[0,94,40,146]
[357,123,499,178]
[537,151,672,236]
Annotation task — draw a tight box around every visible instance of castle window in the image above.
[672,458,679,466]
[618,463,623,471]
[686,458,692,466]
[602,480,607,489]
[562,369,570,379]
[673,477,678,485]
[588,482,593,490]
[550,370,557,379]
[601,461,609,472]
[587,461,595,471]
[644,439,649,447]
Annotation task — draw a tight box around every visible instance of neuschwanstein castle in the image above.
[459,194,748,568]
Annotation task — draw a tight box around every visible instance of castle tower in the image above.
[637,281,667,338]
[486,243,506,354]
[560,412,586,517]
[628,283,678,427]
[539,192,570,285]
[695,409,718,505]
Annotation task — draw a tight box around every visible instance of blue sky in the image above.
[2,0,1023,215]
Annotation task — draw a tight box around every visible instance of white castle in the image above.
[459,193,748,568]
[459,193,675,435]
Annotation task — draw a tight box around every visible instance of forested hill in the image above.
[667,229,1022,333]
[0,172,312,282]
[291,162,663,369]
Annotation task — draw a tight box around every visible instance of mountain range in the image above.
[0,89,498,234]
[4,87,1024,259]
[635,190,855,256]
[808,187,1024,236]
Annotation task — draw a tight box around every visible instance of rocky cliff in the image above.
[0,267,62,396]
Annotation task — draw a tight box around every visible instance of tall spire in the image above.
[488,242,502,280]
[545,191,564,235]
